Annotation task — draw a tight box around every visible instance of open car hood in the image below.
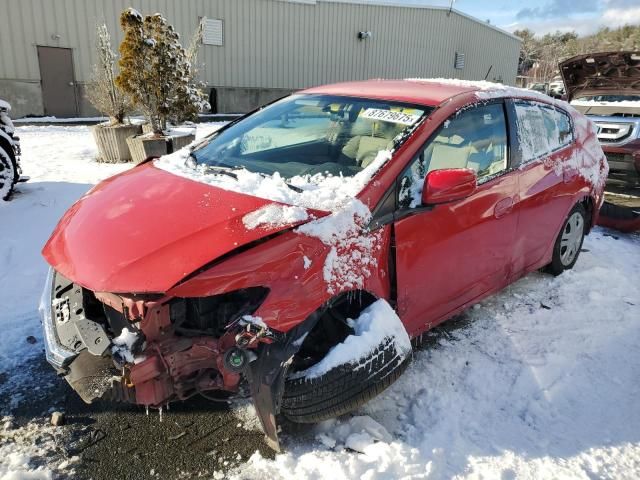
[560,51,640,102]
[43,163,316,293]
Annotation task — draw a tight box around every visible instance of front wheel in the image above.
[281,336,411,423]
[281,298,412,424]
[545,203,586,276]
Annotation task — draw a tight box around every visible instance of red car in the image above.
[40,79,608,450]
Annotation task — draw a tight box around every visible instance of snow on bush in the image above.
[85,24,133,125]
[116,8,208,134]
[290,299,411,380]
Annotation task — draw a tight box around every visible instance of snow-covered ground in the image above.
[1,124,639,479]
[235,231,640,479]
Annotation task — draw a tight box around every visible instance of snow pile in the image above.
[291,299,411,379]
[243,204,309,230]
[234,230,640,480]
[231,401,262,431]
[1,418,78,479]
[111,327,144,364]
[296,199,382,294]
[155,148,393,213]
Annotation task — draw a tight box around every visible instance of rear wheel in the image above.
[0,144,17,201]
[545,203,586,276]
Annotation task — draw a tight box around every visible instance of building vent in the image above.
[454,52,465,70]
[202,18,223,46]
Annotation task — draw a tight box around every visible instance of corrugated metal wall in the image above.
[0,0,520,88]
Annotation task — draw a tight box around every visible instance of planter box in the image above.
[126,133,196,164]
[141,123,154,135]
[92,123,142,163]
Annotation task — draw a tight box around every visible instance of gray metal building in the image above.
[0,0,521,118]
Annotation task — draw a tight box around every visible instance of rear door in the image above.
[392,101,519,336]
[507,100,576,274]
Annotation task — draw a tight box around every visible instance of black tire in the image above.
[0,143,17,201]
[545,203,587,276]
[281,336,411,423]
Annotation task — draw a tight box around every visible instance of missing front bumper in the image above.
[39,267,76,370]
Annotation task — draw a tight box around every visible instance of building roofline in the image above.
[274,0,522,42]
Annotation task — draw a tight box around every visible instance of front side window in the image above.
[191,94,429,179]
[398,103,508,208]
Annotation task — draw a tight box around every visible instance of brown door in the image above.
[37,46,78,117]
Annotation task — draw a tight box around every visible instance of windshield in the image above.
[191,94,429,179]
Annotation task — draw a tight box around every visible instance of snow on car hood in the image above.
[42,163,317,293]
[154,146,393,213]
[560,51,640,102]
[152,146,395,295]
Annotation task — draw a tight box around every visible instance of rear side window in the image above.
[514,101,573,164]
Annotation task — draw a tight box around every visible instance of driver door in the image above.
[393,102,519,336]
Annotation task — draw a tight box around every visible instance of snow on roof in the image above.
[405,78,552,103]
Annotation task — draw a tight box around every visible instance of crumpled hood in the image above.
[43,163,314,293]
[560,51,640,101]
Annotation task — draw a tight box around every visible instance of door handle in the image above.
[494,197,514,218]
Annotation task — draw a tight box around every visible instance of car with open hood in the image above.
[40,79,608,450]
[561,51,640,186]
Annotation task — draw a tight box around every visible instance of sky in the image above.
[356,0,640,36]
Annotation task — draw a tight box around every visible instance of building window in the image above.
[202,18,223,46]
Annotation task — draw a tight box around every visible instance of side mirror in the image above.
[422,168,477,205]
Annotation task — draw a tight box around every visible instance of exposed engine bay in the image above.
[45,270,281,419]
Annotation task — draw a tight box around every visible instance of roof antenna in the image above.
[447,0,456,16]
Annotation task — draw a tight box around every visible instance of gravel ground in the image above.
[0,354,274,479]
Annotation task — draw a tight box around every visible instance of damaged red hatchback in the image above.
[40,79,608,450]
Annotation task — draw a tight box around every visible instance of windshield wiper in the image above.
[203,165,238,179]
[284,182,303,193]
[189,155,302,191]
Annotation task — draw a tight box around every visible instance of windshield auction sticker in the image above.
[360,108,421,125]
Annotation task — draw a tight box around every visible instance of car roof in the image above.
[300,79,482,107]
